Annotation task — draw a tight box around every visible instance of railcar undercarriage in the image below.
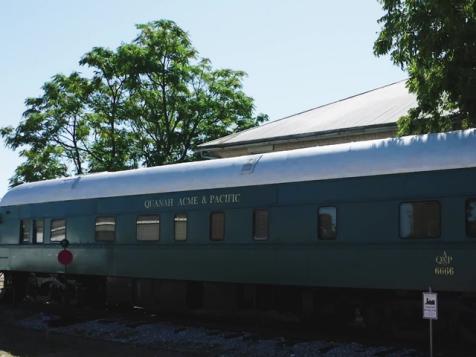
[1,270,475,343]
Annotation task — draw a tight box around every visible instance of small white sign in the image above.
[423,292,438,320]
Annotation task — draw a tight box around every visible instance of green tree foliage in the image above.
[374,0,476,135]
[4,147,67,187]
[1,20,267,186]
[80,47,137,172]
[121,21,265,166]
[1,73,91,185]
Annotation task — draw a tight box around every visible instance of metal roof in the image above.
[1,129,475,206]
[199,80,416,149]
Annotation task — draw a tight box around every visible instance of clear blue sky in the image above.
[0,0,404,197]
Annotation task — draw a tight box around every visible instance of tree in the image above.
[80,47,137,172]
[1,20,267,186]
[374,0,476,135]
[1,73,91,185]
[120,21,267,166]
[4,147,67,187]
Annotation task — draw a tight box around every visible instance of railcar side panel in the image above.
[0,168,475,293]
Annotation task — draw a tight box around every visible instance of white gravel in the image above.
[17,313,420,356]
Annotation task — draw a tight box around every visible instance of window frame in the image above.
[33,219,44,244]
[209,211,225,241]
[50,218,67,243]
[253,209,269,241]
[399,200,441,239]
[317,206,337,240]
[136,214,160,242]
[19,219,32,244]
[94,216,116,242]
[174,213,188,241]
[466,198,476,238]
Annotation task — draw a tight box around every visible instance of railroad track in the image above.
[1,300,468,357]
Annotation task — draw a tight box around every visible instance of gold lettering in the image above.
[434,266,455,276]
[435,251,453,265]
[433,251,455,277]
[144,192,240,208]
[178,196,200,206]
[209,193,241,205]
[144,198,174,209]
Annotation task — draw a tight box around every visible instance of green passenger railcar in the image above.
[0,129,475,320]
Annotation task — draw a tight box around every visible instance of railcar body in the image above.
[0,130,476,309]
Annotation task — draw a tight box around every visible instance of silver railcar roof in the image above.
[1,129,476,206]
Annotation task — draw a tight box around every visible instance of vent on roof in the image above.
[59,176,81,189]
[71,177,81,189]
[241,155,262,175]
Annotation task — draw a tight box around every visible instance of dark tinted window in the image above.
[466,199,476,238]
[400,201,440,239]
[34,220,44,243]
[253,209,268,240]
[20,219,31,243]
[95,217,116,241]
[210,212,225,241]
[174,213,187,241]
[51,219,66,242]
[137,215,160,241]
[318,207,337,240]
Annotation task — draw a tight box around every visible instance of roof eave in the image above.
[196,122,397,154]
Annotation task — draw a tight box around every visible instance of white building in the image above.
[197,80,416,158]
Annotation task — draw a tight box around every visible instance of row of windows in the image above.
[21,219,65,243]
[20,210,267,243]
[136,213,188,241]
[19,199,476,243]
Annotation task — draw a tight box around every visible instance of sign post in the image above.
[58,239,73,274]
[423,287,437,357]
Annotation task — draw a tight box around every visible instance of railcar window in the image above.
[34,220,44,243]
[253,209,269,240]
[20,219,31,243]
[50,219,66,242]
[466,199,476,238]
[174,213,187,241]
[210,212,225,241]
[318,207,337,240]
[400,201,440,239]
[95,217,116,241]
[137,215,160,241]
